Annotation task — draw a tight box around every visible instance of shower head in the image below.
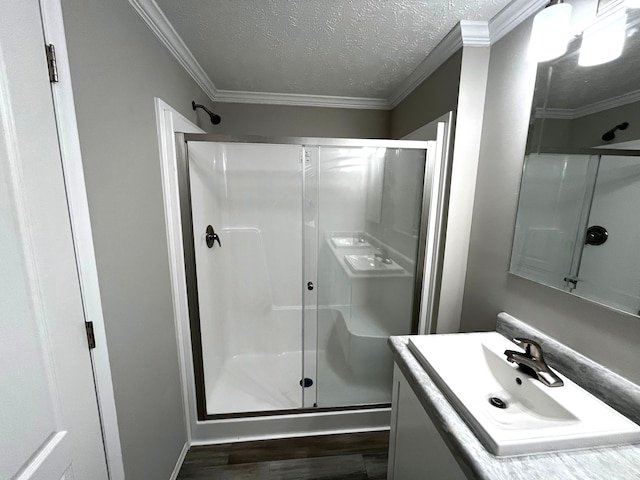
[601,122,629,141]
[192,101,221,125]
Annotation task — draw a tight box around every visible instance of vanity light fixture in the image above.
[529,0,573,63]
[578,7,628,66]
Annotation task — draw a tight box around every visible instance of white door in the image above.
[0,1,109,479]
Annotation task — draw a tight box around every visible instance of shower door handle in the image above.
[205,225,221,248]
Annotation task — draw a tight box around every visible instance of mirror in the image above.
[511,6,640,316]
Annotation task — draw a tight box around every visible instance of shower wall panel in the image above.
[188,142,303,414]
[316,147,369,313]
[511,153,595,288]
[365,150,425,262]
[188,143,228,390]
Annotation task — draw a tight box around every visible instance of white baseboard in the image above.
[170,442,190,480]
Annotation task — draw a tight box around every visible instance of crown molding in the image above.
[534,108,576,120]
[574,89,640,118]
[128,0,218,100]
[130,0,543,111]
[129,0,390,109]
[215,90,390,110]
[489,0,548,44]
[460,21,492,46]
[389,1,548,109]
[535,89,640,120]
[388,20,490,108]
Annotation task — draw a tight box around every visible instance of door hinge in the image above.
[45,44,59,83]
[85,321,96,349]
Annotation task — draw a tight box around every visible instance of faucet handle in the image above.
[512,337,544,360]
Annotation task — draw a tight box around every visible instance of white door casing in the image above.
[0,0,109,478]
[38,0,124,476]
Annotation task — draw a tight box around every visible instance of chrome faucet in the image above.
[374,247,392,264]
[504,338,564,387]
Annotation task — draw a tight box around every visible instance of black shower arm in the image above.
[192,101,221,125]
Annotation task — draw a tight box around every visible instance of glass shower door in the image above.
[187,141,306,416]
[185,137,434,417]
[312,146,427,408]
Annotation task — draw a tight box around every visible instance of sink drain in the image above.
[489,396,508,409]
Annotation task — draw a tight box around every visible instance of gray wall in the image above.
[460,12,640,384]
[527,118,572,151]
[61,1,213,478]
[388,45,493,335]
[205,102,390,138]
[61,1,395,476]
[569,101,640,147]
[390,49,463,139]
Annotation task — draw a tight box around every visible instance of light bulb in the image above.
[529,3,573,63]
[579,8,627,67]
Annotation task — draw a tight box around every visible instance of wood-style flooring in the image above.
[177,431,389,479]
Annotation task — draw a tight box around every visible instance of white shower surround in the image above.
[156,100,395,446]
[188,141,422,416]
[188,142,305,415]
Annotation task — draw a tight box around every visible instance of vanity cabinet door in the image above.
[388,365,466,480]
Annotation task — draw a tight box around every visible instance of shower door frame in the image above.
[182,134,436,421]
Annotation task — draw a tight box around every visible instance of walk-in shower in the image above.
[176,134,448,421]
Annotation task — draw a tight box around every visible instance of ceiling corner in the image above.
[489,0,548,44]
[388,22,465,108]
[130,0,537,112]
[128,0,218,101]
[128,0,393,110]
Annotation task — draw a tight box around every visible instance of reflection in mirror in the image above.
[380,150,424,237]
[365,150,384,224]
[365,149,425,240]
[511,5,640,316]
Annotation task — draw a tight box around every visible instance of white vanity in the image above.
[387,362,467,479]
[386,313,640,480]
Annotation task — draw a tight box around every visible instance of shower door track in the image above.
[183,134,431,151]
[201,402,391,421]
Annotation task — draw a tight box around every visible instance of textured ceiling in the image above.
[153,0,512,98]
[534,8,640,111]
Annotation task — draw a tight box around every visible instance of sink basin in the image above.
[408,332,640,456]
[344,254,404,275]
[331,236,371,248]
